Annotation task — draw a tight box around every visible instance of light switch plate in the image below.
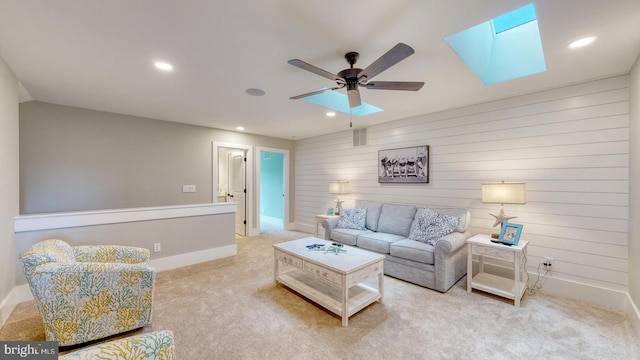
[182,185,196,193]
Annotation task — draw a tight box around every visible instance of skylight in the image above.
[445,3,546,85]
[302,89,382,116]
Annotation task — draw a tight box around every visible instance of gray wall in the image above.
[19,101,295,223]
[0,56,19,317]
[630,55,640,309]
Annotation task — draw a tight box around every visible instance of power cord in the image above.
[524,252,550,296]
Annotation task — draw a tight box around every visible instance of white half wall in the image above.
[13,203,237,287]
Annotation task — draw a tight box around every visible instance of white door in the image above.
[228,151,246,236]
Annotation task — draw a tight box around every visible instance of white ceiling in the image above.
[1,1,639,140]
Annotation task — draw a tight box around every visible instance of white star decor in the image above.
[489,208,517,227]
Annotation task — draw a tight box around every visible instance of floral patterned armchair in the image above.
[60,330,175,359]
[20,239,156,346]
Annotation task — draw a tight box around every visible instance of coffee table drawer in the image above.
[303,261,341,285]
[274,250,303,269]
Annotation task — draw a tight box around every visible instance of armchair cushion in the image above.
[73,245,150,264]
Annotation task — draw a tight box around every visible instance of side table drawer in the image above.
[274,250,303,269]
[472,244,514,261]
[303,261,341,285]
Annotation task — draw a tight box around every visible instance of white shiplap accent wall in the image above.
[295,75,630,294]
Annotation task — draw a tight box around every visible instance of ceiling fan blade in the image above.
[348,89,361,108]
[358,43,415,82]
[289,85,344,100]
[364,81,425,91]
[288,59,341,82]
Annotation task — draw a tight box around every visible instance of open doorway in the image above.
[257,147,289,234]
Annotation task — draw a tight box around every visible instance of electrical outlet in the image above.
[543,257,553,270]
[153,243,161,253]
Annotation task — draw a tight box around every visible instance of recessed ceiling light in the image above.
[154,61,173,71]
[326,112,336,117]
[236,126,245,131]
[569,37,596,49]
[245,88,266,96]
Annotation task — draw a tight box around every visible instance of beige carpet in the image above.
[2,228,639,359]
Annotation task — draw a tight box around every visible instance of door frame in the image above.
[256,146,290,232]
[228,150,247,236]
[212,142,257,236]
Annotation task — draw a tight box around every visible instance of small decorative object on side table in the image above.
[315,214,340,237]
[466,234,529,306]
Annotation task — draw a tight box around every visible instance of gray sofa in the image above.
[321,200,471,292]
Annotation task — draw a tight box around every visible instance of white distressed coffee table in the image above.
[273,237,385,326]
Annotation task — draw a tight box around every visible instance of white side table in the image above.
[466,234,528,306]
[315,214,339,237]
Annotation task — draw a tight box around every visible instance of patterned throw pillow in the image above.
[408,208,460,245]
[336,208,367,230]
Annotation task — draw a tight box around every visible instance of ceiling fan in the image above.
[288,43,424,108]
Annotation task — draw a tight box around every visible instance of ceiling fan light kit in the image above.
[288,43,424,109]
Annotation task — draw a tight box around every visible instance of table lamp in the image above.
[481,181,526,238]
[329,181,350,215]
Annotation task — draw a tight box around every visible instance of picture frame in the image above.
[498,222,523,246]
[326,208,334,216]
[378,145,429,183]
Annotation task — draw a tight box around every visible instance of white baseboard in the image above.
[475,261,640,333]
[624,292,640,336]
[150,244,237,272]
[0,244,238,327]
[295,222,315,236]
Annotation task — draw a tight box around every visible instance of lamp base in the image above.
[334,199,344,215]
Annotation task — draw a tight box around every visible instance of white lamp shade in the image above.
[329,181,350,195]
[481,182,526,204]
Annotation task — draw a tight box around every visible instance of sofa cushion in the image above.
[357,232,405,254]
[354,200,383,231]
[390,239,435,264]
[376,204,416,237]
[429,208,470,232]
[330,228,372,246]
[336,208,367,230]
[408,208,459,245]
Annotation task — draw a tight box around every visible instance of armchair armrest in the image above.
[74,245,150,264]
[28,262,155,299]
[60,330,175,359]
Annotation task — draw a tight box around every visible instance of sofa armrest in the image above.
[74,245,150,264]
[320,217,340,240]
[433,231,468,254]
[433,231,471,292]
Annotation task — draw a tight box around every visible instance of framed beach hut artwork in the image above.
[378,145,429,183]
